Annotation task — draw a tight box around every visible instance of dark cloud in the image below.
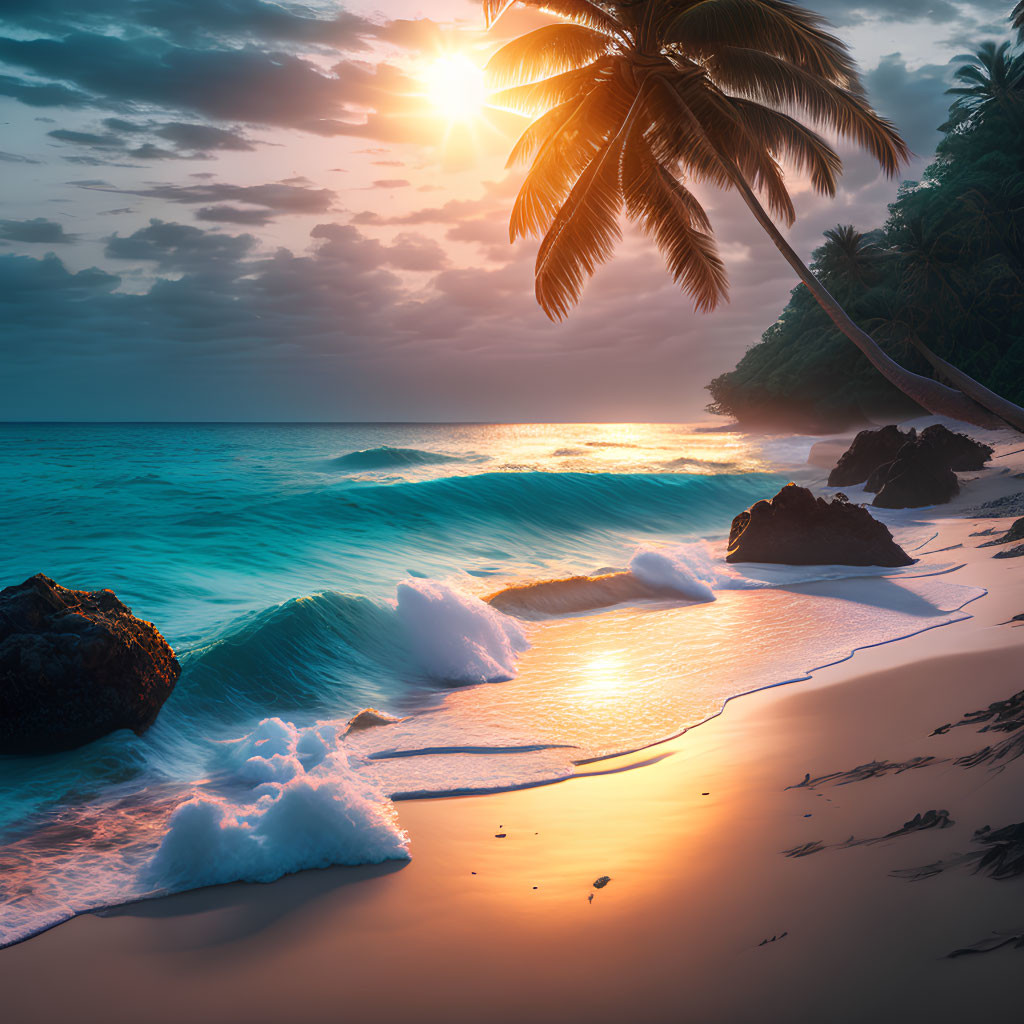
[104,219,256,268]
[0,218,73,243]
[48,129,124,148]
[0,73,96,108]
[864,54,954,154]
[154,121,255,151]
[84,180,336,216]
[195,205,273,225]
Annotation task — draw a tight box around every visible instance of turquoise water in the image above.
[0,423,981,946]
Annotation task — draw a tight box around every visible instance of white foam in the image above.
[628,544,718,601]
[394,578,529,684]
[629,540,958,597]
[145,718,409,891]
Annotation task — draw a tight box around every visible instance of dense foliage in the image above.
[706,23,1024,432]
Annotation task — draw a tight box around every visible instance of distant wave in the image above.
[292,470,785,542]
[330,446,467,470]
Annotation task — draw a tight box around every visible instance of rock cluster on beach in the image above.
[726,484,914,566]
[829,424,992,508]
[0,574,180,755]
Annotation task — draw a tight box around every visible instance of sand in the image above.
[1,425,1023,1023]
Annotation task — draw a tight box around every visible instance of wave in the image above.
[486,541,966,619]
[487,572,683,618]
[330,446,467,470]
[296,470,785,542]
[173,579,530,720]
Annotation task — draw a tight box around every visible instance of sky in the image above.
[0,0,1016,422]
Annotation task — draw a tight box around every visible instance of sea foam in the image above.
[145,718,409,891]
[394,578,529,684]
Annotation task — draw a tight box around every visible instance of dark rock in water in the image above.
[0,574,180,755]
[827,425,915,487]
[915,423,993,471]
[726,484,914,566]
[872,430,961,509]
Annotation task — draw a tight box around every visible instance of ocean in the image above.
[0,422,982,946]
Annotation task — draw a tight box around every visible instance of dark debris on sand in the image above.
[787,757,941,790]
[948,930,1024,959]
[894,821,1024,883]
[783,810,953,859]
[933,687,1024,770]
[757,931,788,947]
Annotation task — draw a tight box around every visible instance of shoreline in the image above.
[1,423,1022,1021]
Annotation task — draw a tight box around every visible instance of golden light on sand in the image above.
[422,53,487,124]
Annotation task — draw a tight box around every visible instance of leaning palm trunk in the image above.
[905,335,1024,432]
[728,172,1008,430]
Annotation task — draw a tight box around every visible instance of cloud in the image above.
[0,150,41,164]
[0,218,73,243]
[104,219,257,268]
[370,178,411,189]
[155,121,255,150]
[83,180,337,217]
[195,205,273,225]
[864,54,955,153]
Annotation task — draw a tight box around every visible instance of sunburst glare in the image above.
[422,53,487,124]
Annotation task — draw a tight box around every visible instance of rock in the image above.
[872,431,961,509]
[864,460,894,494]
[915,423,993,471]
[0,574,180,755]
[727,484,914,566]
[994,543,1024,559]
[827,425,916,487]
[1005,517,1024,544]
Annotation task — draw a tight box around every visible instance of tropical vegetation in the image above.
[707,10,1024,431]
[483,0,1024,431]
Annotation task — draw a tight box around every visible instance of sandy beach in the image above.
[1,428,1021,1023]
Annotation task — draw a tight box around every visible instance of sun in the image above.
[422,53,487,123]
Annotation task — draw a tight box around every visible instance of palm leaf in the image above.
[704,47,908,174]
[664,0,860,88]
[486,24,612,88]
[490,58,613,114]
[510,76,632,239]
[534,131,626,319]
[622,135,728,312]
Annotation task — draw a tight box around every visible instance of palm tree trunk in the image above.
[728,173,1010,431]
[906,335,1024,432]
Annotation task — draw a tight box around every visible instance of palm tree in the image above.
[1015,1,1024,41]
[946,41,1024,126]
[814,224,884,290]
[482,0,1024,431]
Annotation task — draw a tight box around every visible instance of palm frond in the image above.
[486,23,613,88]
[490,58,613,114]
[728,97,841,194]
[506,98,581,166]
[534,131,625,320]
[510,75,632,239]
[622,136,728,312]
[704,46,909,174]
[664,0,860,88]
